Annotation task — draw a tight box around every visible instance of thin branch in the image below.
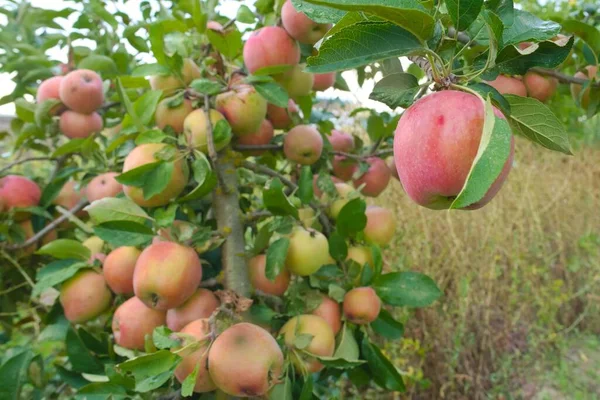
[244,211,273,222]
[99,101,121,111]
[204,95,228,193]
[369,137,384,155]
[47,155,67,183]
[531,67,600,87]
[1,250,35,288]
[447,27,471,45]
[200,278,219,288]
[232,143,283,152]
[0,157,57,174]
[222,18,236,30]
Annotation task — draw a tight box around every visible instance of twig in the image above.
[369,137,384,154]
[3,200,88,250]
[203,95,228,194]
[531,67,600,87]
[244,211,273,222]
[0,157,57,174]
[1,250,35,288]
[232,143,283,152]
[47,155,67,183]
[223,18,236,30]
[99,101,121,111]
[199,278,219,288]
[447,27,471,45]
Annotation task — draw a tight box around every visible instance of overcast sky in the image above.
[0,0,386,116]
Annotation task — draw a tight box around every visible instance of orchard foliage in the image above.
[0,0,598,399]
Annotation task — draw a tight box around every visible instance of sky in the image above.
[0,0,388,116]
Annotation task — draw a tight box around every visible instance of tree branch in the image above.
[232,143,283,152]
[0,157,57,175]
[531,67,600,87]
[204,95,228,194]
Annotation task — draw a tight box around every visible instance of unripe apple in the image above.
[281,0,332,44]
[283,125,323,165]
[37,76,63,103]
[312,174,343,199]
[347,246,374,268]
[313,72,336,91]
[149,59,201,93]
[60,270,112,323]
[133,241,203,310]
[364,206,396,246]
[243,26,300,74]
[571,65,598,109]
[85,172,123,202]
[0,175,41,220]
[394,90,515,210]
[328,129,355,152]
[155,97,194,133]
[285,227,330,276]
[112,296,166,350]
[248,254,290,296]
[54,180,84,210]
[208,323,284,397]
[59,69,104,114]
[523,72,558,102]
[174,319,216,393]
[83,236,104,255]
[311,296,342,335]
[266,99,298,130]
[216,84,267,136]
[280,315,335,373]
[343,287,381,324]
[298,207,316,228]
[122,143,187,208]
[183,109,230,153]
[484,75,527,96]
[59,111,103,139]
[103,246,140,295]
[332,156,357,181]
[353,157,391,197]
[235,120,274,156]
[276,64,314,99]
[166,289,220,332]
[326,182,356,219]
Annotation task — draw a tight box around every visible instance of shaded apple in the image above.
[248,254,290,296]
[328,129,355,152]
[332,156,357,181]
[523,71,558,102]
[37,76,63,103]
[571,65,598,110]
[183,109,231,153]
[343,287,381,325]
[85,172,123,202]
[149,59,201,93]
[484,75,527,96]
[352,157,391,197]
[59,111,103,139]
[216,84,267,136]
[280,315,335,373]
[313,72,336,91]
[243,26,300,74]
[166,289,220,332]
[266,99,298,130]
[311,295,342,335]
[155,96,194,133]
[283,125,323,165]
[112,296,166,350]
[103,246,141,295]
[17,220,37,256]
[60,270,112,323]
[59,69,104,114]
[174,319,216,393]
[346,246,374,268]
[235,120,274,156]
[276,64,314,99]
[0,175,41,220]
[364,206,396,246]
[281,0,331,44]
[326,182,356,219]
[54,180,84,210]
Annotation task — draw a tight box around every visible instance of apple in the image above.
[523,71,558,102]
[59,111,103,139]
[281,0,332,44]
[85,172,123,202]
[82,236,104,255]
[332,156,357,181]
[571,65,598,110]
[155,96,194,134]
[59,69,104,114]
[60,270,112,323]
[243,26,300,74]
[276,64,314,99]
[17,220,37,256]
[36,76,63,103]
[285,227,330,276]
[54,180,84,210]
[280,315,335,373]
[347,246,374,268]
[311,295,342,335]
[313,72,336,91]
[166,289,220,332]
[248,254,290,296]
[149,58,201,93]
[364,206,396,246]
[216,84,267,136]
[343,287,381,324]
[326,182,356,219]
[484,75,527,96]
[235,120,274,156]
[352,157,391,197]
[112,296,166,350]
[328,129,355,152]
[103,246,140,295]
[174,319,216,393]
[183,109,231,153]
[283,125,323,165]
[266,99,299,129]
[0,175,41,220]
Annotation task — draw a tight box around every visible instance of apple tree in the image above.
[0,0,598,398]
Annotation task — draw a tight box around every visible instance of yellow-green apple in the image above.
[571,65,598,109]
[166,289,220,332]
[332,156,357,181]
[59,111,103,139]
[285,227,330,276]
[352,157,391,197]
[266,99,298,129]
[122,143,187,207]
[283,125,323,165]
[311,295,341,335]
[364,206,396,246]
[243,26,300,74]
[208,323,284,397]
[276,64,314,99]
[103,246,140,295]
[346,246,373,268]
[59,69,104,114]
[85,172,123,202]
[328,129,354,152]
[183,109,231,153]
[523,71,558,102]
[83,236,104,255]
[216,84,267,136]
[60,270,112,323]
[313,72,336,91]
[248,254,290,296]
[280,315,335,373]
[484,75,527,96]
[281,0,331,44]
[298,207,316,228]
[0,175,41,220]
[174,319,216,393]
[112,296,166,350]
[343,287,381,324]
[234,120,274,156]
[149,58,201,93]
[133,241,203,310]
[326,182,356,219]
[155,96,194,133]
[394,90,515,210]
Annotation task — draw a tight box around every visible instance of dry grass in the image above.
[370,138,600,399]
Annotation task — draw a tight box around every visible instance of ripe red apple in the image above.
[112,296,166,350]
[484,75,527,96]
[207,21,223,31]
[243,26,300,74]
[281,0,331,44]
[54,180,84,210]
[364,206,396,246]
[248,254,290,296]
[276,64,314,99]
[0,175,41,220]
[235,120,274,156]
[332,156,357,181]
[133,241,203,310]
[216,84,267,136]
[280,315,335,373]
[283,125,323,165]
[60,270,112,323]
[208,323,284,397]
[122,143,187,207]
[59,69,104,114]
[85,172,123,202]
[149,59,201,93]
[174,319,216,393]
[59,111,103,139]
[571,65,598,109]
[266,99,298,129]
[523,72,558,102]
[313,72,336,91]
[285,227,330,276]
[394,90,515,210]
[37,76,63,103]
[328,129,355,152]
[183,109,230,153]
[343,287,381,324]
[311,295,342,335]
[155,97,194,133]
[166,289,220,332]
[352,157,391,197]
[103,246,140,295]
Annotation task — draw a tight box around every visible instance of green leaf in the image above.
[148,23,167,65]
[75,382,128,400]
[334,324,360,360]
[485,0,513,25]
[179,154,217,203]
[328,231,348,261]
[269,376,293,400]
[317,355,366,369]
[336,198,367,237]
[263,179,299,218]
[136,129,167,145]
[361,337,405,391]
[78,55,118,76]
[306,22,424,73]
[206,28,243,59]
[252,81,289,108]
[115,161,172,201]
[299,375,314,400]
[501,10,560,47]
[450,97,512,209]
[369,73,419,109]
[373,271,442,307]
[132,90,164,127]
[560,19,600,58]
[52,138,87,158]
[116,78,144,132]
[266,237,290,281]
[152,326,180,350]
[181,361,200,397]
[94,221,154,247]
[117,350,181,393]
[131,63,171,77]
[85,197,151,225]
[190,78,224,95]
[154,204,178,228]
[0,350,33,400]
[328,284,346,302]
[504,95,572,154]
[35,99,61,126]
[291,0,346,23]
[236,5,256,23]
[371,309,404,339]
[33,259,88,297]
[15,98,36,123]
[370,245,383,278]
[446,0,483,31]
[467,82,510,115]
[298,166,314,205]
[302,0,434,40]
[67,327,104,374]
[37,239,91,260]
